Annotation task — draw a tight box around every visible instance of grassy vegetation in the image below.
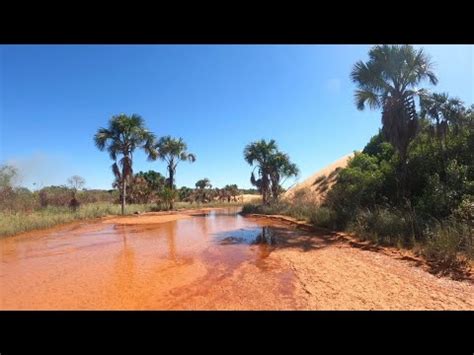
[241,201,336,229]
[243,198,473,274]
[173,200,245,210]
[0,203,154,238]
[0,199,247,238]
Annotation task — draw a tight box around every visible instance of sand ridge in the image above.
[283,153,354,204]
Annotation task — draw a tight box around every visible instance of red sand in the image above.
[1,208,473,310]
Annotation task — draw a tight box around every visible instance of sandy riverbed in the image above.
[1,208,472,310]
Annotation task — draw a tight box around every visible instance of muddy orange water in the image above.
[1,208,473,310]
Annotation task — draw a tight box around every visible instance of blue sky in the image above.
[1,45,473,190]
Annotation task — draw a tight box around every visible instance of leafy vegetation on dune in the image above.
[244,45,473,274]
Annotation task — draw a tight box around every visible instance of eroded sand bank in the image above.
[1,208,473,310]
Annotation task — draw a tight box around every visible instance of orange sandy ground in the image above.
[1,209,473,310]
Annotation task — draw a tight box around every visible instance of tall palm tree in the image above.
[268,152,299,201]
[151,136,196,209]
[420,92,467,182]
[244,139,278,204]
[94,114,156,215]
[351,45,438,198]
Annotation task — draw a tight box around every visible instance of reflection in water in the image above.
[114,227,136,293]
[0,207,298,309]
[216,226,278,264]
[216,226,277,246]
[166,221,178,262]
[254,227,276,245]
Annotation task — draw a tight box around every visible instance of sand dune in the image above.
[240,194,261,203]
[284,153,354,204]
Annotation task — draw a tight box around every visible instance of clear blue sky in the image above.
[1,45,473,190]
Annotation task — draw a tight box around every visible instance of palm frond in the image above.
[354,89,380,110]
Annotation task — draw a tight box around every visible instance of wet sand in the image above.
[1,208,473,310]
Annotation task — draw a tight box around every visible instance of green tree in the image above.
[195,178,212,203]
[244,139,298,204]
[419,92,468,182]
[268,152,299,201]
[159,186,178,210]
[178,186,193,202]
[195,178,212,190]
[224,184,239,199]
[351,45,438,199]
[136,170,166,193]
[94,114,156,215]
[151,136,196,209]
[244,139,278,204]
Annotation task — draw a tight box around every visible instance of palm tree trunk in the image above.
[262,174,269,204]
[397,146,409,204]
[168,166,174,210]
[169,170,174,190]
[121,176,126,215]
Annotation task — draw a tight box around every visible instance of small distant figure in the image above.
[69,197,80,212]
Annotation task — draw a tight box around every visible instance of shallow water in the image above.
[0,208,298,309]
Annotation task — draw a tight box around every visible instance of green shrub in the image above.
[349,208,415,246]
[422,220,472,271]
[309,207,337,229]
[242,201,338,230]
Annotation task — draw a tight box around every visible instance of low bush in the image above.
[348,208,416,247]
[422,220,473,272]
[242,201,337,229]
[309,207,337,229]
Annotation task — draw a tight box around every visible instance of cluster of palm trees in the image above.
[179,181,241,204]
[351,45,440,199]
[94,114,195,214]
[244,139,299,204]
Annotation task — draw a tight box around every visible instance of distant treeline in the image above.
[0,166,259,213]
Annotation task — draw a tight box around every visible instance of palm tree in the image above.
[224,184,239,202]
[420,92,466,138]
[420,92,467,182]
[351,45,438,198]
[195,178,212,203]
[268,152,299,201]
[151,136,196,209]
[244,139,278,204]
[94,114,156,215]
[195,178,212,190]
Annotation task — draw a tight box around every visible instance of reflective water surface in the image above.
[0,208,299,309]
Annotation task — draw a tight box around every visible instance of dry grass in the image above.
[0,203,154,237]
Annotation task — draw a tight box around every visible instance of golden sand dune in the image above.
[240,194,262,203]
[283,153,354,204]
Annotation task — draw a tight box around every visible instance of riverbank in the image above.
[241,205,474,281]
[243,212,474,282]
